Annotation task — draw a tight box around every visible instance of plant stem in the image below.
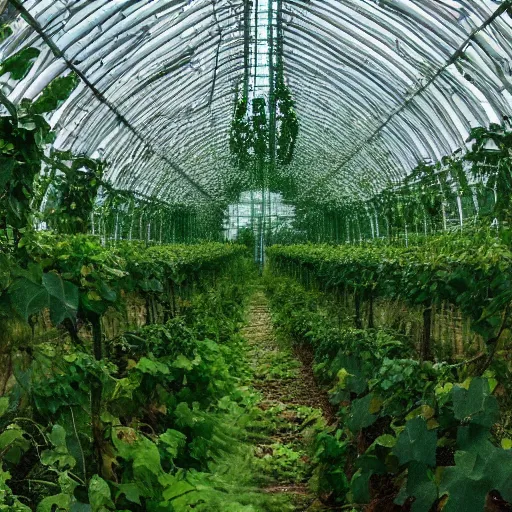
[91,314,104,477]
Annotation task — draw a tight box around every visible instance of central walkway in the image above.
[242,287,334,511]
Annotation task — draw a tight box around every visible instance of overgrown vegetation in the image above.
[0,248,300,511]
[265,267,512,511]
[268,230,512,367]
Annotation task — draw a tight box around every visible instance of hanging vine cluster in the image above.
[275,78,299,165]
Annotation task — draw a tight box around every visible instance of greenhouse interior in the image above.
[1,0,512,510]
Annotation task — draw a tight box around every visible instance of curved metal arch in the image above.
[0,0,511,208]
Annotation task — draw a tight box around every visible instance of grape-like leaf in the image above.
[393,417,437,467]
[347,394,378,432]
[452,378,499,427]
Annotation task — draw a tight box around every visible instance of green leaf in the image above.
[160,475,196,501]
[88,475,114,512]
[452,377,500,427]
[114,483,142,505]
[40,425,76,470]
[138,278,163,292]
[374,434,396,448]
[97,281,116,302]
[36,493,71,512]
[172,354,195,371]
[136,357,170,376]
[405,462,438,512]
[350,470,372,504]
[42,272,79,325]
[32,74,79,114]
[0,47,40,80]
[0,157,15,188]
[393,417,437,467]
[0,24,13,43]
[8,277,49,321]
[440,451,491,512]
[112,427,163,476]
[0,397,9,418]
[0,426,24,451]
[70,505,92,512]
[174,402,196,428]
[159,429,187,459]
[347,394,378,433]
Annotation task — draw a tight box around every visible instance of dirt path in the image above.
[243,287,335,511]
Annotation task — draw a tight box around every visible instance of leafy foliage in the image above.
[268,234,512,343]
[1,249,292,511]
[265,273,512,510]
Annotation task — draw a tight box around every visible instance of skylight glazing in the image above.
[0,0,510,208]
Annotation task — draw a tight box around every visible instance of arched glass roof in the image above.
[1,0,511,207]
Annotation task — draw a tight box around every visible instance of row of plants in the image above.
[267,230,512,365]
[265,274,512,511]
[1,231,245,329]
[0,231,248,510]
[1,241,295,511]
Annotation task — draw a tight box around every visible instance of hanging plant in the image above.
[275,78,299,165]
[252,97,269,160]
[229,95,252,169]
[41,152,105,234]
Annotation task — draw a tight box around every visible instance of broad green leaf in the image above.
[88,475,114,512]
[36,493,71,512]
[8,277,49,321]
[440,438,512,511]
[0,47,40,80]
[139,278,163,292]
[0,397,9,418]
[32,74,79,114]
[172,354,195,371]
[70,505,92,512]
[159,429,187,459]
[174,402,196,428]
[136,357,170,376]
[49,424,67,448]
[41,425,76,470]
[440,451,491,512]
[394,417,437,467]
[0,157,15,188]
[160,475,196,501]
[42,272,79,325]
[405,462,438,512]
[112,427,162,473]
[452,378,499,427]
[0,427,24,450]
[114,483,142,505]
[97,281,117,302]
[347,394,378,433]
[350,470,372,504]
[374,434,396,448]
